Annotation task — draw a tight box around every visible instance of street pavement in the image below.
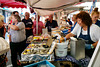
[7,50,12,67]
[5,33,12,67]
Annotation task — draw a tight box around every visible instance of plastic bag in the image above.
[0,37,10,55]
[41,33,50,39]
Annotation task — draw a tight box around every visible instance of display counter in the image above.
[20,31,89,67]
[21,36,56,62]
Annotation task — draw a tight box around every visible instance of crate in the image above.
[24,60,55,67]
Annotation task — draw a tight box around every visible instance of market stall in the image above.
[19,0,100,67]
[20,27,86,67]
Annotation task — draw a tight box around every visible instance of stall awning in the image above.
[25,0,80,10]
[0,0,14,3]
[24,0,92,16]
[1,1,27,8]
[24,0,80,16]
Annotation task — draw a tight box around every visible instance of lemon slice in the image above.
[31,44,34,46]
[47,52,50,54]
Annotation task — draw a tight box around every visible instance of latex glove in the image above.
[85,44,92,49]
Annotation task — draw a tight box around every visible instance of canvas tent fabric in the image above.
[24,0,80,16]
[24,0,92,16]
[34,9,62,16]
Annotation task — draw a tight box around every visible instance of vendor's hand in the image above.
[68,29,71,33]
[60,37,66,43]
[66,27,68,29]
[60,37,64,43]
[85,44,92,49]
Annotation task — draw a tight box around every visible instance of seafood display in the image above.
[23,42,50,55]
[21,35,54,61]
[33,35,49,40]
[31,35,50,43]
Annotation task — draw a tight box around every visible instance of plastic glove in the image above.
[85,44,92,49]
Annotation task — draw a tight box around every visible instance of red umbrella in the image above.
[0,0,14,3]
[1,1,27,8]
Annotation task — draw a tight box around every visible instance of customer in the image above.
[44,18,49,25]
[0,16,6,38]
[22,12,33,38]
[0,15,7,67]
[45,14,58,34]
[12,11,19,15]
[9,11,19,24]
[33,15,44,35]
[7,15,26,67]
[91,8,100,27]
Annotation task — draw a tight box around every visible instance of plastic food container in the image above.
[0,37,10,55]
[56,40,69,49]
[55,40,69,57]
[55,48,68,57]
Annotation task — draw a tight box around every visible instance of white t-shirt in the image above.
[10,22,26,42]
[71,24,100,42]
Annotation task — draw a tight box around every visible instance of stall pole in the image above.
[57,11,61,26]
[90,0,97,14]
[21,8,22,17]
[36,13,38,35]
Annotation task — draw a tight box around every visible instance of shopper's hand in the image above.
[26,27,31,30]
[85,44,91,49]
[3,23,8,27]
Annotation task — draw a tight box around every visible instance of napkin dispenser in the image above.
[70,37,85,60]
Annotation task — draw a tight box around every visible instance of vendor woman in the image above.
[61,11,100,58]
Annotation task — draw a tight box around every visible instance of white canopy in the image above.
[24,0,84,16]
[24,0,94,16]
[34,9,62,16]
[25,0,79,10]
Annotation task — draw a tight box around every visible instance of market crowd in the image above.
[0,7,100,67]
